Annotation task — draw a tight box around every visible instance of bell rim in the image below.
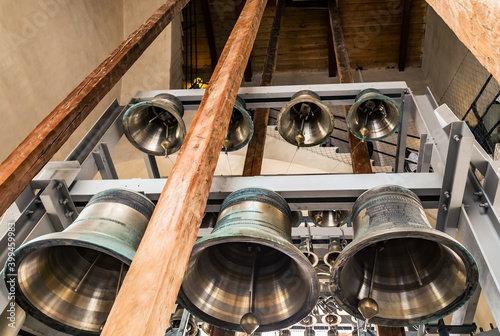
[4,235,134,336]
[330,226,479,326]
[122,98,187,156]
[277,95,334,147]
[346,91,402,142]
[178,233,320,332]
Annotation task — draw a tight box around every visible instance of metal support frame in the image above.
[2,83,500,331]
[395,91,412,173]
[143,154,161,179]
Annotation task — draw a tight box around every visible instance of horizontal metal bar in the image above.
[70,173,442,210]
[132,82,408,109]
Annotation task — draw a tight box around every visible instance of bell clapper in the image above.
[162,123,172,158]
[295,117,306,148]
[405,245,423,286]
[240,245,260,335]
[358,245,382,330]
[74,253,101,292]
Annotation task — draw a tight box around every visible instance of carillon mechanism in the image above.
[346,89,401,142]
[222,96,254,153]
[277,90,334,147]
[170,308,199,336]
[4,189,155,335]
[122,93,186,156]
[330,185,479,326]
[299,237,319,267]
[308,210,350,227]
[178,188,319,333]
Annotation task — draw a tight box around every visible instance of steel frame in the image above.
[1,82,500,333]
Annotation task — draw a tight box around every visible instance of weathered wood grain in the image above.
[100,0,268,334]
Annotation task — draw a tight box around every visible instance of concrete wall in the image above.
[421,6,469,99]
[0,0,124,162]
[0,0,183,163]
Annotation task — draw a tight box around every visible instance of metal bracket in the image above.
[436,122,474,232]
[395,91,413,173]
[39,180,78,232]
[176,309,191,336]
[417,133,433,173]
[143,153,161,179]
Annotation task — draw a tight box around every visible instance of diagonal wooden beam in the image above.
[243,0,286,176]
[235,0,254,82]
[0,0,190,218]
[398,0,412,71]
[328,0,372,174]
[327,12,337,77]
[426,0,500,82]
[202,0,218,70]
[100,0,268,334]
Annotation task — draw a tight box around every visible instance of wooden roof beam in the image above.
[202,0,218,70]
[243,0,286,176]
[398,0,412,71]
[426,0,500,82]
[328,0,372,174]
[0,0,189,217]
[100,0,268,334]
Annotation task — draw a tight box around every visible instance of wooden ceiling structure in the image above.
[184,0,428,85]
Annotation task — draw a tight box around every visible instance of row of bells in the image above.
[122,89,402,157]
[4,186,478,335]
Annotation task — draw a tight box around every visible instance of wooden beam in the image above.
[235,0,253,82]
[100,0,268,334]
[426,0,500,82]
[327,12,337,77]
[202,0,218,70]
[328,0,372,174]
[398,0,412,71]
[0,0,189,217]
[243,0,286,176]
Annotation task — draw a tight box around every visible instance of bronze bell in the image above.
[222,96,254,152]
[322,313,341,327]
[323,238,343,268]
[277,90,334,147]
[330,185,479,326]
[346,89,401,142]
[299,314,317,327]
[178,188,319,333]
[170,308,199,336]
[4,189,155,335]
[123,93,187,156]
[308,210,350,227]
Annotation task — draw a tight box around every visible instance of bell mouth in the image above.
[331,229,478,326]
[179,237,319,332]
[347,91,401,142]
[277,94,334,147]
[123,95,186,156]
[11,243,130,336]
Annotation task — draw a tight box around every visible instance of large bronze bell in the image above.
[123,93,187,156]
[4,189,155,335]
[178,188,319,333]
[346,89,401,141]
[222,96,254,152]
[277,90,334,147]
[330,185,478,326]
[323,238,343,268]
